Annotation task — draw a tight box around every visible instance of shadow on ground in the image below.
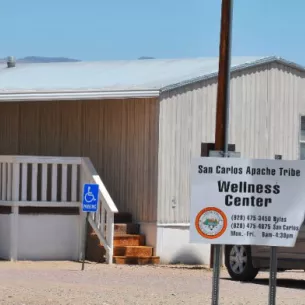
[222,277,305,290]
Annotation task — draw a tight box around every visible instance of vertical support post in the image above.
[269,154,281,305]
[31,163,38,201]
[2,163,7,200]
[61,164,68,202]
[81,212,89,271]
[10,162,20,261]
[71,164,78,202]
[78,166,87,261]
[51,164,58,202]
[212,0,234,304]
[7,163,12,201]
[106,210,114,264]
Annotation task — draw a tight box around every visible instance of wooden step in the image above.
[114,223,140,235]
[86,214,160,265]
[113,234,145,246]
[89,223,140,238]
[113,256,160,265]
[114,246,153,257]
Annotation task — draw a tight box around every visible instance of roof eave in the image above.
[0,89,160,102]
[160,56,305,92]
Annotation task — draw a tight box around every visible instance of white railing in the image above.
[81,158,118,263]
[0,156,82,207]
[0,155,118,264]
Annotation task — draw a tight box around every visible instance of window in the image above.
[300,116,305,159]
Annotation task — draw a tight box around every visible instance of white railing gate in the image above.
[0,156,118,264]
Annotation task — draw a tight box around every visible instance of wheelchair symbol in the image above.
[84,186,96,203]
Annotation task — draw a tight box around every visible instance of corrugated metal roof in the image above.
[0,56,303,101]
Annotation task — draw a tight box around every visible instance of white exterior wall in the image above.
[156,225,210,265]
[156,63,305,264]
[17,215,79,260]
[230,62,303,160]
[158,62,305,225]
[158,77,218,225]
[0,214,11,259]
[139,222,157,253]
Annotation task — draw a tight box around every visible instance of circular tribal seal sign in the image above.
[195,207,227,239]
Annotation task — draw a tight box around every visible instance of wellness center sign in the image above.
[190,158,305,247]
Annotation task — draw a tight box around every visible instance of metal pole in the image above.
[212,0,234,304]
[81,212,89,271]
[269,247,277,305]
[211,245,222,305]
[269,154,280,304]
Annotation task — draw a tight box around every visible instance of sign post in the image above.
[269,239,277,305]
[268,154,281,305]
[81,183,99,271]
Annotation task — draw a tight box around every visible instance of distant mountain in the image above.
[138,56,155,60]
[0,56,80,63]
[20,56,80,63]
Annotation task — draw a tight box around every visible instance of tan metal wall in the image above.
[0,98,159,222]
[157,63,305,224]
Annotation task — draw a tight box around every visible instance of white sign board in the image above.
[190,157,305,247]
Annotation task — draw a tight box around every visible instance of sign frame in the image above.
[82,183,99,213]
[190,157,305,247]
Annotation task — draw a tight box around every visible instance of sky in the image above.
[0,0,304,64]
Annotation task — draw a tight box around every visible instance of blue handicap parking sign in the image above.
[82,183,99,212]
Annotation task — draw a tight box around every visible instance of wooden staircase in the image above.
[86,212,160,265]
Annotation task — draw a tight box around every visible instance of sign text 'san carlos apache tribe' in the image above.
[198,164,301,176]
[190,158,305,247]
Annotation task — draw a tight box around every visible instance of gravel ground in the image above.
[0,261,304,305]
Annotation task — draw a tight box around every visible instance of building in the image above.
[0,56,304,264]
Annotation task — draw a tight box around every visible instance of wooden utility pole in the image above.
[211,0,234,304]
[215,0,233,152]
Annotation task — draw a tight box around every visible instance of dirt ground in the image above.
[0,261,304,305]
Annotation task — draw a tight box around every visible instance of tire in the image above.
[225,245,259,282]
